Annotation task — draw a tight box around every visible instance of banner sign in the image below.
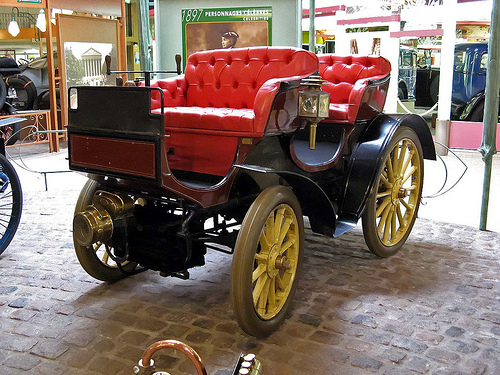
[181,6,272,65]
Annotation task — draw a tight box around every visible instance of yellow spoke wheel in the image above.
[231,186,304,338]
[73,179,137,282]
[362,127,424,257]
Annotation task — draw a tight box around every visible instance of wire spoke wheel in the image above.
[0,154,22,256]
[231,186,304,338]
[362,127,424,257]
[73,179,137,281]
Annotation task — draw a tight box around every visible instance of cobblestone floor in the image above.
[1,163,500,374]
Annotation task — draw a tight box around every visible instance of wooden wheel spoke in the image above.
[377,203,392,235]
[380,174,392,188]
[278,217,292,246]
[376,189,391,199]
[400,149,415,177]
[275,274,285,290]
[252,264,267,283]
[258,278,271,313]
[280,238,294,255]
[396,205,404,227]
[253,274,268,306]
[254,253,268,262]
[265,214,274,242]
[392,143,400,176]
[402,166,418,184]
[101,250,110,265]
[259,231,270,253]
[391,208,397,238]
[401,199,413,211]
[268,278,277,311]
[376,196,391,218]
[397,141,408,175]
[273,207,285,242]
[382,207,393,243]
[386,155,394,181]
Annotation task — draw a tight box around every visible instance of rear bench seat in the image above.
[318,55,391,124]
[149,47,318,176]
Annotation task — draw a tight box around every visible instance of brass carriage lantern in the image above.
[298,76,330,149]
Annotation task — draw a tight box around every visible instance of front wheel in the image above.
[73,179,137,281]
[231,186,304,338]
[0,154,22,256]
[362,127,424,257]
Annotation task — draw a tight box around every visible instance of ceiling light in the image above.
[36,9,46,32]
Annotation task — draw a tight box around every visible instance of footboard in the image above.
[68,86,164,182]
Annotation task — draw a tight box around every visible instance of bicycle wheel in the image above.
[0,153,22,255]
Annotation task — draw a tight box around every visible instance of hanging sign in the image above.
[181,6,273,65]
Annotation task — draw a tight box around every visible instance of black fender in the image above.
[336,113,436,236]
[458,90,485,121]
[234,164,337,237]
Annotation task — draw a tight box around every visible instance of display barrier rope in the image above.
[421,140,468,200]
[4,125,70,190]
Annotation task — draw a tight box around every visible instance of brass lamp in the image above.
[298,76,330,149]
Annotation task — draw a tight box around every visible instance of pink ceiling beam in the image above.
[303,5,346,18]
[390,29,445,38]
[337,14,400,25]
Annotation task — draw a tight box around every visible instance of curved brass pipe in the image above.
[141,340,207,375]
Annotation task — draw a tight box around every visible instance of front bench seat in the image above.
[318,55,391,124]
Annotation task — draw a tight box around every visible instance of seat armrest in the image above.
[253,74,310,135]
[149,75,188,110]
[347,74,390,123]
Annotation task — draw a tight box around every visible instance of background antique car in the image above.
[67,46,436,338]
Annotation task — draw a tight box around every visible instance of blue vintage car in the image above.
[416,42,492,121]
[451,41,491,121]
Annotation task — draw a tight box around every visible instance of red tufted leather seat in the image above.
[149,47,318,176]
[150,47,319,134]
[318,55,391,124]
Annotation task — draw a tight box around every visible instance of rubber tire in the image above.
[231,186,304,338]
[0,154,22,256]
[73,179,137,282]
[4,74,37,110]
[398,87,406,100]
[33,88,60,110]
[362,127,424,258]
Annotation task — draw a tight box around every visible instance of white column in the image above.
[436,0,457,155]
[385,18,400,113]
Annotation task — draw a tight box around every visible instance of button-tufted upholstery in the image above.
[318,55,391,124]
[149,47,318,176]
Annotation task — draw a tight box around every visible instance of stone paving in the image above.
[1,162,500,374]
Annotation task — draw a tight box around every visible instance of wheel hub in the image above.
[266,244,290,278]
[390,178,407,206]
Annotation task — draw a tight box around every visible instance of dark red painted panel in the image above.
[70,135,156,178]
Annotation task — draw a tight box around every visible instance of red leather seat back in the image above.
[184,47,318,109]
[318,55,391,103]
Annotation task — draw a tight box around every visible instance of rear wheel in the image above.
[4,74,36,110]
[231,186,304,338]
[0,154,22,256]
[73,179,137,281]
[362,127,424,257]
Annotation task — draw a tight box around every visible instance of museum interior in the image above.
[0,0,499,374]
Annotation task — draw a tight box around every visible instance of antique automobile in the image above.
[67,46,436,338]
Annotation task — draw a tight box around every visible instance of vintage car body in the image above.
[68,46,436,338]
